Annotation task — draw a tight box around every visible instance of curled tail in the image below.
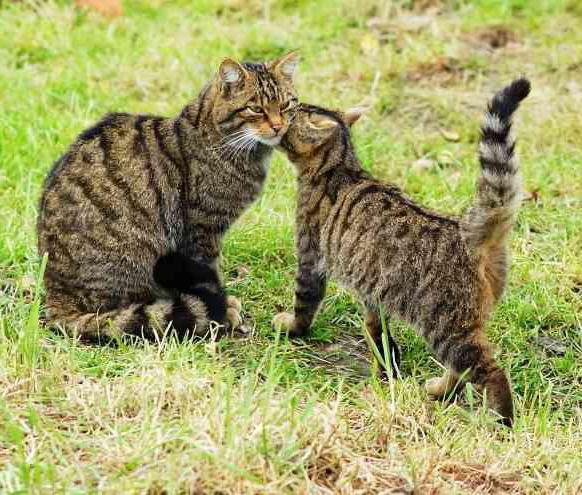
[49,294,211,343]
[464,78,531,252]
[153,252,228,324]
[48,253,229,343]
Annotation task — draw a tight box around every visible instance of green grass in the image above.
[1,0,581,493]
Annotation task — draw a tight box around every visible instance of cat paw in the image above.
[226,295,242,313]
[273,312,307,338]
[226,307,243,330]
[272,312,295,333]
[425,377,446,398]
[425,372,459,399]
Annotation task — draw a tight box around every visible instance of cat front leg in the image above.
[273,247,326,338]
[182,231,244,329]
[198,237,243,329]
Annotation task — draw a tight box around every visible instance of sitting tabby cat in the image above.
[273,79,531,426]
[38,52,299,342]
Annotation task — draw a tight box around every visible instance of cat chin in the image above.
[256,135,282,146]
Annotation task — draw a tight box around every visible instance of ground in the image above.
[0,1,581,493]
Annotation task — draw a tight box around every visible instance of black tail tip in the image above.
[490,77,531,120]
[154,252,220,291]
[153,252,187,290]
[506,77,531,103]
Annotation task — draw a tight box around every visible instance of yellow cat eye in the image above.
[247,105,263,114]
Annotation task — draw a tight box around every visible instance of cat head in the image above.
[211,52,299,148]
[280,103,363,168]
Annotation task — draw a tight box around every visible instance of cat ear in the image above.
[308,113,338,131]
[218,58,247,85]
[270,51,300,81]
[342,107,365,127]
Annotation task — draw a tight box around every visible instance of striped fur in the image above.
[275,79,531,426]
[464,78,531,250]
[49,293,210,344]
[37,53,299,341]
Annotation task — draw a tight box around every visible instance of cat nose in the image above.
[271,122,284,133]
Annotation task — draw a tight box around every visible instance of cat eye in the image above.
[281,99,298,111]
[246,105,263,114]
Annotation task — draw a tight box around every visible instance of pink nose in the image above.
[272,122,283,133]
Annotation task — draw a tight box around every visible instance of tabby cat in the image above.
[38,52,299,342]
[273,79,531,426]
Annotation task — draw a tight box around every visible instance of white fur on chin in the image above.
[256,135,282,146]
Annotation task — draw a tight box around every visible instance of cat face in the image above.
[280,104,362,163]
[212,52,299,148]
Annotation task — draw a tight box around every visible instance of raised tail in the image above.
[463,78,531,254]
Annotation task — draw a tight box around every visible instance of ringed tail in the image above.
[463,77,531,251]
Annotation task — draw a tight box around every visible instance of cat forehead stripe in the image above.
[243,62,281,101]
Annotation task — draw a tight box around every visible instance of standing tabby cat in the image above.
[38,52,299,341]
[274,79,531,426]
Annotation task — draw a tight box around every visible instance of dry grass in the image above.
[1,0,581,493]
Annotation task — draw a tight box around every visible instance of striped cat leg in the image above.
[186,278,240,330]
[199,255,243,326]
[153,252,239,329]
[273,254,327,338]
[434,331,513,427]
[364,307,401,379]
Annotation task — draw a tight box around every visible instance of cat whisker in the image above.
[221,131,258,161]
[233,135,258,162]
[212,129,253,151]
[215,132,254,155]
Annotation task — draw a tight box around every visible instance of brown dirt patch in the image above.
[75,0,123,17]
[465,25,519,50]
[439,462,525,494]
[406,57,467,85]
